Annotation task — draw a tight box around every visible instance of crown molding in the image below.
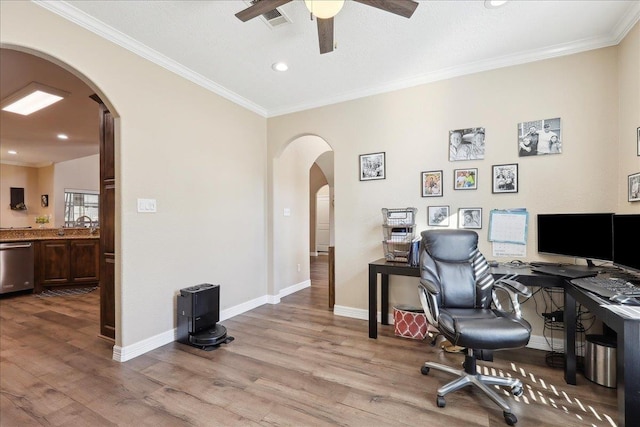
[33,0,268,118]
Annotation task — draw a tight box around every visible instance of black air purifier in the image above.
[177,283,229,349]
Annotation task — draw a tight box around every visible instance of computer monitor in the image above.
[613,214,640,273]
[537,213,613,266]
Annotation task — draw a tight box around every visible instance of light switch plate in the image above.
[137,198,157,213]
[283,208,291,216]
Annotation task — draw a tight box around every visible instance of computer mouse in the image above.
[609,294,640,306]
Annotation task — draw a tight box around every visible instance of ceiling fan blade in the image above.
[353,0,419,18]
[316,17,334,54]
[235,0,293,22]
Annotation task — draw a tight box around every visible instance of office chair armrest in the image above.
[419,278,440,295]
[493,278,530,319]
[418,281,439,327]
[494,278,532,298]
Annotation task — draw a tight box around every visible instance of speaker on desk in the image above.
[177,283,230,349]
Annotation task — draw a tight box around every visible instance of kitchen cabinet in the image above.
[36,239,100,292]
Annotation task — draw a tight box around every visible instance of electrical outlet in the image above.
[297,263,301,272]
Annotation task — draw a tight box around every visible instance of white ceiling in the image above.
[2,0,639,167]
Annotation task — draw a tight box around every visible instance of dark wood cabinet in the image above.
[36,239,100,292]
[70,240,100,283]
[99,103,116,340]
[39,240,71,285]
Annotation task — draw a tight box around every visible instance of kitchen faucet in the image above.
[75,215,97,233]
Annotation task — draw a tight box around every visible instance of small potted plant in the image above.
[35,215,50,228]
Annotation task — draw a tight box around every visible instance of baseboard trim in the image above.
[276,279,311,300]
[333,304,367,320]
[113,329,175,362]
[113,280,312,362]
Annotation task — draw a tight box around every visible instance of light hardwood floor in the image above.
[1,256,617,426]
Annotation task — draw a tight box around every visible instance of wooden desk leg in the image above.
[369,264,377,339]
[381,274,389,325]
[564,289,577,385]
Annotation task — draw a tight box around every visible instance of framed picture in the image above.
[41,194,49,207]
[449,127,485,161]
[492,163,518,194]
[629,172,640,202]
[637,127,639,156]
[454,168,477,190]
[428,206,450,226]
[459,208,482,229]
[421,170,443,197]
[359,152,385,181]
[518,117,562,156]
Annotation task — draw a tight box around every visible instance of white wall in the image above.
[0,163,39,227]
[1,1,268,354]
[2,1,638,358]
[272,135,331,295]
[618,21,640,212]
[38,165,54,225]
[268,32,640,342]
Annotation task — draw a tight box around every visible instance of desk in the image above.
[368,258,563,339]
[368,258,420,338]
[564,282,640,426]
[368,258,637,425]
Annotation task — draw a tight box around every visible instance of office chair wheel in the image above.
[420,365,430,375]
[436,396,446,408]
[511,385,523,397]
[503,412,517,425]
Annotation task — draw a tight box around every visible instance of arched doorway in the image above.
[0,46,117,341]
[271,135,333,307]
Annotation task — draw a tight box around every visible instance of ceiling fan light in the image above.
[484,0,509,8]
[304,0,344,19]
[272,62,289,72]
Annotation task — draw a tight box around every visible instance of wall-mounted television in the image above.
[613,214,640,274]
[537,213,614,266]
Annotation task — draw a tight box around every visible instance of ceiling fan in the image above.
[235,0,419,54]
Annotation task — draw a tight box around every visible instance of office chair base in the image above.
[421,360,522,425]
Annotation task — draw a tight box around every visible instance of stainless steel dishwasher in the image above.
[0,241,35,294]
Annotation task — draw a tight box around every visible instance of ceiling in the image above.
[1,0,639,168]
[0,49,100,168]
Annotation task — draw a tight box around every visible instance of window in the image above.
[64,190,99,227]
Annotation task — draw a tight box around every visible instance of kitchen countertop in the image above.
[0,228,99,242]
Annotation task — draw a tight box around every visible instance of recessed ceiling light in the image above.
[8,150,17,155]
[484,0,509,8]
[57,133,69,140]
[272,62,289,72]
[1,82,69,116]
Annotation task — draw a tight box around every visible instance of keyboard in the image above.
[571,276,640,299]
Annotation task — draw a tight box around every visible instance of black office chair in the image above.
[417,229,532,425]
